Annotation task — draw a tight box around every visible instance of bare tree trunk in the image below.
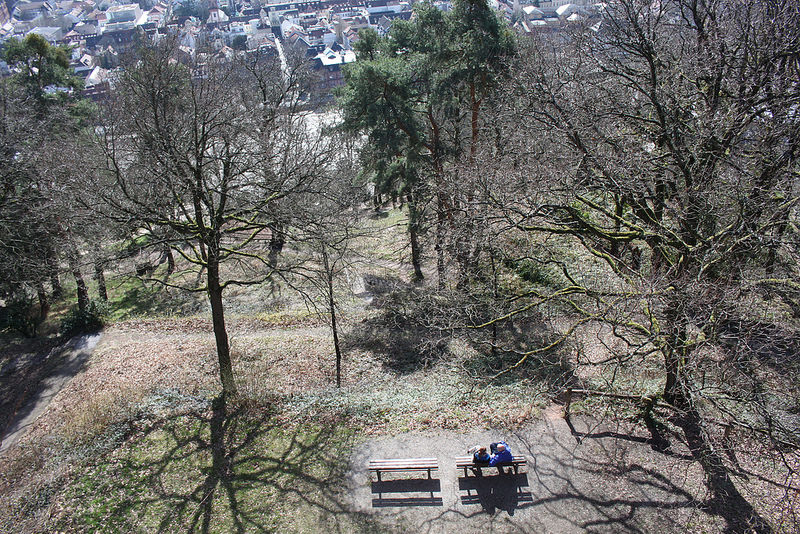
[662,304,770,533]
[490,249,498,358]
[165,244,175,275]
[94,256,108,302]
[46,245,63,299]
[321,245,343,388]
[36,282,49,330]
[765,214,788,276]
[69,251,89,314]
[50,270,62,299]
[207,249,236,396]
[268,222,285,268]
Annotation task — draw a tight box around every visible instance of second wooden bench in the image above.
[455,455,527,477]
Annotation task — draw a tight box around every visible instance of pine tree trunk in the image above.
[435,194,446,290]
[50,272,62,299]
[69,252,89,314]
[36,282,49,330]
[73,271,89,313]
[48,247,62,298]
[407,193,424,282]
[470,81,480,159]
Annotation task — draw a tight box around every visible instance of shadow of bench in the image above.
[369,458,443,508]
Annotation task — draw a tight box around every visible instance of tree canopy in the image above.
[3,34,81,104]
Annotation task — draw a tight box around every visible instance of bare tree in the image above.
[95,39,338,396]
[462,0,800,531]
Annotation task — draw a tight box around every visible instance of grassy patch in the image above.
[255,308,318,326]
[55,399,389,533]
[105,277,206,321]
[278,361,548,434]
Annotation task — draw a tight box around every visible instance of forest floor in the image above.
[0,208,796,533]
[1,315,794,533]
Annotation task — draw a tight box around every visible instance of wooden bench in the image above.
[368,458,438,482]
[455,455,527,477]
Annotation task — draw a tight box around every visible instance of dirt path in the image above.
[347,405,713,534]
[0,333,102,454]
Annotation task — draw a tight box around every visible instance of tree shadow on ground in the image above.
[0,334,99,451]
[561,412,693,462]
[425,456,703,533]
[0,335,63,439]
[347,281,576,385]
[64,395,388,533]
[417,426,706,533]
[511,418,775,534]
[345,281,450,374]
[458,473,532,515]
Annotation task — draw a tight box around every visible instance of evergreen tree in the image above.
[339,0,514,284]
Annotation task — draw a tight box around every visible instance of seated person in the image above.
[473,446,491,465]
[489,441,513,473]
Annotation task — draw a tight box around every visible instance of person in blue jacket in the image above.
[489,441,513,474]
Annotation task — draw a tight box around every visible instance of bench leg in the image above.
[427,468,431,479]
[377,470,381,482]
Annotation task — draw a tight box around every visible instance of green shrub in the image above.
[59,300,108,336]
[505,258,555,287]
[0,290,38,337]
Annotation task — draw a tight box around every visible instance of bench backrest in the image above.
[454,455,527,465]
[369,458,438,470]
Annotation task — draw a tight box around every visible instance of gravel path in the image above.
[346,405,712,534]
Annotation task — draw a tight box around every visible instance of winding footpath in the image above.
[0,333,102,453]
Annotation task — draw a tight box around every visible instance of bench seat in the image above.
[369,458,438,481]
[455,455,527,476]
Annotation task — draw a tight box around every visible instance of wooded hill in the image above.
[1,1,798,532]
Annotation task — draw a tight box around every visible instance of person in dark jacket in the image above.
[473,446,491,464]
[470,446,491,476]
[489,441,513,474]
